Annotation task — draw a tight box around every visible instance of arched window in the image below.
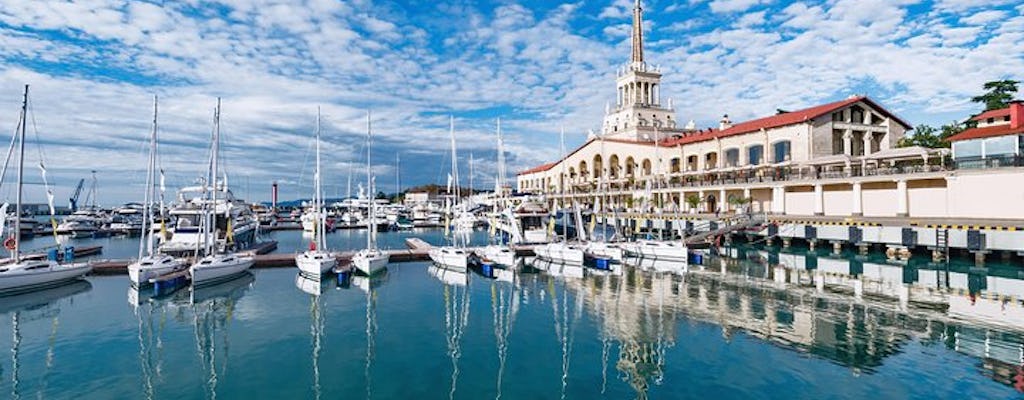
[747,144,764,166]
[772,140,791,163]
[625,156,636,176]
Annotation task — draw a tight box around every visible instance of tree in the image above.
[971,79,1020,111]
[897,122,964,148]
[685,194,701,210]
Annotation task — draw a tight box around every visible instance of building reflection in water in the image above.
[526,242,1024,397]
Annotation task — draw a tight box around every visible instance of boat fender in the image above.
[3,237,14,250]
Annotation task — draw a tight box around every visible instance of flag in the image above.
[159,169,166,193]
[446,173,453,192]
[547,216,555,235]
[0,203,8,237]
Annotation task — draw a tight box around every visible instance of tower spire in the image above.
[631,0,644,65]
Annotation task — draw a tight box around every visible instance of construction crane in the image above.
[69,178,85,212]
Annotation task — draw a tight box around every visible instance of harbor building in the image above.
[517,1,1024,222]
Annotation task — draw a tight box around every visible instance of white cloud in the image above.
[708,0,768,14]
[960,10,1007,25]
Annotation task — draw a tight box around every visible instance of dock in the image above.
[0,245,103,264]
[88,238,538,276]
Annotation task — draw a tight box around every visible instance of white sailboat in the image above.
[619,124,689,265]
[429,116,470,271]
[535,127,587,266]
[296,109,338,276]
[0,85,91,294]
[352,111,389,276]
[190,99,254,285]
[478,118,519,269]
[129,96,186,286]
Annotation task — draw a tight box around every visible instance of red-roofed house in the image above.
[947,101,1024,168]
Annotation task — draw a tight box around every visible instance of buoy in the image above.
[3,237,15,250]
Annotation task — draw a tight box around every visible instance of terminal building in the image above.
[517,1,1024,222]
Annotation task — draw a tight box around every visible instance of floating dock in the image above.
[87,239,536,276]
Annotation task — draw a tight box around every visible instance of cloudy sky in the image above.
[0,0,1021,204]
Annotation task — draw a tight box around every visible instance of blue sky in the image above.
[0,0,1021,204]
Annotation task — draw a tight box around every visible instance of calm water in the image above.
[0,230,1022,399]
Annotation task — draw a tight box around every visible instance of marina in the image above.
[0,0,1021,398]
[1,229,1024,398]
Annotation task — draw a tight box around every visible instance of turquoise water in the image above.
[0,231,1022,399]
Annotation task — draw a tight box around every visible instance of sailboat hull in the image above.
[0,261,92,295]
[190,255,254,286]
[128,256,186,286]
[296,251,338,276]
[534,243,585,265]
[623,240,689,262]
[429,247,468,272]
[352,249,389,276]
[478,245,518,268]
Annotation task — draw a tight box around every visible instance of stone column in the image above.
[814,184,824,216]
[743,187,752,213]
[851,182,863,216]
[771,186,786,214]
[863,132,873,156]
[896,179,908,217]
[843,130,853,156]
[719,188,727,213]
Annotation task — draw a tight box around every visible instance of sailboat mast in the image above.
[495,118,505,206]
[450,116,459,205]
[210,98,221,255]
[13,84,27,263]
[366,111,374,250]
[139,96,157,259]
[559,127,567,241]
[315,107,325,251]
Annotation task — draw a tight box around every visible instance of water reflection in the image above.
[0,280,91,400]
[431,265,470,400]
[490,278,518,400]
[187,272,254,400]
[295,274,328,400]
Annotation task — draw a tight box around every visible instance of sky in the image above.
[0,0,1021,205]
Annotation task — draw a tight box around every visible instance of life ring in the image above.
[3,237,15,250]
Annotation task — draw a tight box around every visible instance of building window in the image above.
[832,130,844,155]
[747,145,764,166]
[724,148,740,167]
[772,141,791,163]
[988,118,995,124]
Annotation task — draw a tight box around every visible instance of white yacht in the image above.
[584,241,625,262]
[352,111,389,276]
[55,209,102,237]
[0,85,92,294]
[159,185,257,256]
[622,240,689,263]
[188,99,254,286]
[128,97,186,286]
[296,109,338,277]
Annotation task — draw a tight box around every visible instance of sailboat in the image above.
[296,109,338,276]
[620,126,689,265]
[429,117,470,271]
[352,111,389,276]
[534,128,586,265]
[189,99,254,285]
[129,96,186,286]
[0,85,92,294]
[478,118,518,269]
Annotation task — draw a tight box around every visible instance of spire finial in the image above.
[631,0,644,65]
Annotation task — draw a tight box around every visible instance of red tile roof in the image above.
[660,96,912,147]
[971,108,1011,122]
[517,162,555,175]
[946,124,1024,142]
